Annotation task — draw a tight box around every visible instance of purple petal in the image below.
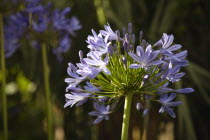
[94,116,104,124]
[64,102,71,108]
[136,46,145,60]
[174,50,187,59]
[102,67,111,75]
[145,45,152,58]
[170,65,180,74]
[76,99,88,106]
[166,101,182,106]
[164,35,174,49]
[65,94,74,99]
[174,88,194,94]
[68,87,84,92]
[94,103,102,112]
[128,52,140,62]
[159,107,164,113]
[146,51,159,62]
[163,106,176,118]
[129,64,141,69]
[143,109,149,116]
[174,73,185,79]
[161,93,176,102]
[153,40,162,47]
[83,58,99,65]
[65,78,75,83]
[167,44,182,51]
[148,60,163,66]
[89,111,101,116]
[106,105,110,111]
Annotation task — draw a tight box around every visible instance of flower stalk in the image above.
[0,13,8,140]
[121,93,133,140]
[41,43,53,140]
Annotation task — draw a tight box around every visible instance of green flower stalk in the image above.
[0,13,8,140]
[121,93,133,140]
[64,23,194,139]
[42,43,53,140]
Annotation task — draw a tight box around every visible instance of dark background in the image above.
[1,0,210,139]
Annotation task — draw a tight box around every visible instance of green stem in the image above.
[41,43,53,140]
[121,93,133,140]
[0,13,8,140]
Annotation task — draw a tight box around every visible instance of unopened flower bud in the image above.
[116,30,121,42]
[123,41,129,52]
[136,102,142,111]
[122,27,126,36]
[129,45,133,52]
[139,30,143,42]
[132,34,135,44]
[125,33,130,43]
[128,23,132,34]
[79,50,83,60]
[140,39,147,47]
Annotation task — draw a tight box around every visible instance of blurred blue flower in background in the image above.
[4,13,28,57]
[3,0,81,61]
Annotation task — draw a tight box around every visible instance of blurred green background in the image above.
[1,0,210,139]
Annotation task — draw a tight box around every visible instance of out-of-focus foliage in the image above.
[0,0,210,140]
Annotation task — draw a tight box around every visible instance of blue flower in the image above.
[154,33,174,50]
[52,8,82,36]
[76,56,101,79]
[173,88,194,94]
[157,82,194,95]
[52,7,71,30]
[86,30,111,56]
[164,50,189,66]
[4,13,28,57]
[2,0,81,61]
[88,102,111,124]
[83,52,111,75]
[6,1,81,60]
[65,17,82,36]
[159,93,182,118]
[32,16,50,32]
[25,0,51,13]
[64,92,92,108]
[154,33,189,66]
[161,62,185,82]
[52,35,71,62]
[100,23,118,40]
[64,23,194,122]
[84,82,101,92]
[128,45,163,69]
[65,63,86,91]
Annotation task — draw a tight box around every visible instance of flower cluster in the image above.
[64,23,194,124]
[4,13,27,57]
[3,0,81,61]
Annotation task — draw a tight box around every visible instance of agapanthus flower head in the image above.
[3,13,28,57]
[64,23,194,124]
[3,0,81,61]
[25,1,82,61]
